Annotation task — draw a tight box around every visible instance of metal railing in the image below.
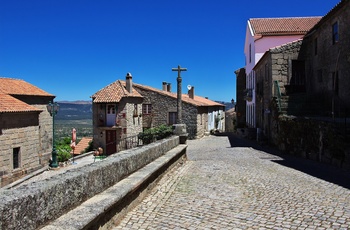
[117,135,140,152]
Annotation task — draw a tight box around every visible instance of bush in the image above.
[56,147,71,162]
[138,125,173,144]
[55,137,72,162]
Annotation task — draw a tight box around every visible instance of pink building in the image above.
[244,17,321,128]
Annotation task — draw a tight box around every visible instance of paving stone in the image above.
[112,135,350,229]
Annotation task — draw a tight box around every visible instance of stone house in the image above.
[0,77,55,187]
[132,82,225,139]
[234,68,247,128]
[253,39,304,144]
[252,0,350,145]
[301,0,350,117]
[244,17,322,128]
[91,73,143,155]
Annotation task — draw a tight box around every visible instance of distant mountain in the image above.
[56,101,92,120]
[55,100,233,120]
[58,100,92,105]
[215,101,235,111]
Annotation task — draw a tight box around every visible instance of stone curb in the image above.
[41,144,187,230]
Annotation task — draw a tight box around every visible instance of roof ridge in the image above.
[132,82,225,107]
[250,16,322,20]
[269,38,303,51]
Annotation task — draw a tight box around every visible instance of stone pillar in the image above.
[173,124,188,144]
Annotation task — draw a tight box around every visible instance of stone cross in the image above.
[172,65,187,124]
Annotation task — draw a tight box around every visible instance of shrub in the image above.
[56,146,72,162]
[138,125,173,144]
[55,137,73,162]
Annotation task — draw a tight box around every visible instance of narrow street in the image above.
[113,134,350,229]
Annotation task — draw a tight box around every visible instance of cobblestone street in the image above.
[113,134,350,230]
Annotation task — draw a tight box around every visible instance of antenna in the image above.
[187,85,192,90]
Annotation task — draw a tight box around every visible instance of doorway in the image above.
[106,130,117,155]
[106,104,116,127]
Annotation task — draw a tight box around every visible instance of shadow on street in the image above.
[221,132,350,190]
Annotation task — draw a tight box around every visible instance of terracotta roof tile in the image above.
[0,77,54,96]
[249,17,322,36]
[0,94,42,113]
[132,83,224,107]
[71,137,93,155]
[91,80,143,103]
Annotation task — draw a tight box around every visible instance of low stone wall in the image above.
[0,136,180,230]
[276,116,350,170]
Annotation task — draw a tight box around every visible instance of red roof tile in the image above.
[0,77,54,96]
[249,17,322,36]
[0,94,42,113]
[71,137,93,155]
[91,80,143,103]
[132,83,224,107]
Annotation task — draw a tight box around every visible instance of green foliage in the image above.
[55,137,72,162]
[138,125,173,144]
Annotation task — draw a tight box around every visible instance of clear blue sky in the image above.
[0,0,340,102]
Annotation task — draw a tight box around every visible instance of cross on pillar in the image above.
[172,65,187,124]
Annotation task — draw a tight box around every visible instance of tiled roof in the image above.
[91,80,143,103]
[71,137,93,155]
[0,94,42,113]
[132,83,225,107]
[249,17,322,36]
[0,77,54,96]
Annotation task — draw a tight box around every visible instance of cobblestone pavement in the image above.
[112,135,350,230]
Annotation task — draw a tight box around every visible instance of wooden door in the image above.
[106,130,116,155]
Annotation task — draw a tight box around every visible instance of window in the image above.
[133,104,138,116]
[142,104,152,114]
[168,112,177,125]
[332,22,339,44]
[13,147,20,169]
[249,44,252,63]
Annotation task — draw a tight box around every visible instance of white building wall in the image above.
[244,20,307,128]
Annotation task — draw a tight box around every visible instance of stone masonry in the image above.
[0,136,180,230]
[0,103,52,187]
[134,86,206,139]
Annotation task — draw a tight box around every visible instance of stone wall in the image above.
[0,125,42,187]
[123,99,143,137]
[254,40,302,142]
[0,136,180,230]
[134,86,200,138]
[235,68,247,128]
[0,104,52,187]
[275,116,350,170]
[302,0,350,110]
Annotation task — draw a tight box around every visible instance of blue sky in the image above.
[0,0,340,102]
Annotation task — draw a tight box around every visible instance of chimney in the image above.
[162,82,167,91]
[167,83,171,92]
[188,86,194,99]
[126,72,132,93]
